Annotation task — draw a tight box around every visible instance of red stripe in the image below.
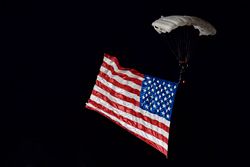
[85,105,97,112]
[91,90,169,143]
[86,101,168,156]
[132,130,168,156]
[95,81,169,132]
[102,61,143,85]
[87,99,168,154]
[104,53,144,78]
[98,71,141,96]
[96,80,140,106]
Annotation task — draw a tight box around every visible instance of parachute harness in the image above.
[178,59,188,84]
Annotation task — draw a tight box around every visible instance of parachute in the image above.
[152,15,216,83]
[152,15,216,36]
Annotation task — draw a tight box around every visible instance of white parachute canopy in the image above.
[152,15,216,36]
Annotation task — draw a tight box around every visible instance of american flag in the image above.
[85,54,178,156]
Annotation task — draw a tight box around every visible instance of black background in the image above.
[1,0,249,166]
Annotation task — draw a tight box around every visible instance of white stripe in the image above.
[94,85,170,127]
[86,102,168,151]
[97,75,140,102]
[91,89,169,138]
[90,94,161,137]
[100,66,141,91]
[104,56,144,81]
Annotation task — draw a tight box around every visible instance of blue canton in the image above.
[140,75,178,121]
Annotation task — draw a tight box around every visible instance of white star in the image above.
[162,93,165,96]
[166,90,169,94]
[169,99,172,103]
[170,88,173,91]
[153,104,156,108]
[157,91,160,94]
[167,107,171,111]
[159,85,161,88]
[164,97,167,101]
[171,93,174,96]
[155,97,158,101]
[174,85,177,89]
[157,80,159,83]
[167,114,170,118]
[161,112,165,115]
[148,80,152,84]
[164,87,167,90]
[163,104,166,107]
[168,84,171,87]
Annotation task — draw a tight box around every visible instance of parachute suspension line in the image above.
[179,29,185,65]
[184,27,189,61]
[166,35,178,61]
[171,31,181,61]
[178,27,189,84]
[184,27,190,66]
[186,32,191,62]
[177,39,181,63]
[166,33,187,84]
[187,27,193,63]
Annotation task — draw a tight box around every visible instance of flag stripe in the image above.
[90,90,169,142]
[95,80,140,107]
[88,96,168,143]
[103,55,144,80]
[100,66,141,91]
[85,103,168,155]
[96,77,170,127]
[98,71,141,96]
[93,85,170,132]
[86,99,168,151]
[96,76,140,102]
[102,61,143,86]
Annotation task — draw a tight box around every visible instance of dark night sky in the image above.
[1,0,249,166]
